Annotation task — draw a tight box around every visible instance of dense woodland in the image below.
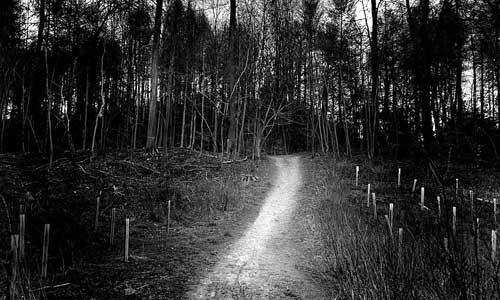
[0,0,499,161]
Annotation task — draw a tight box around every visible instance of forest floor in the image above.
[0,151,327,300]
[4,150,498,300]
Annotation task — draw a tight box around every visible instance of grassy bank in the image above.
[1,150,274,299]
[309,155,500,300]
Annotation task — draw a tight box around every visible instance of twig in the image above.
[31,283,71,292]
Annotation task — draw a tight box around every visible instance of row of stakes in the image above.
[354,165,498,265]
[9,195,173,295]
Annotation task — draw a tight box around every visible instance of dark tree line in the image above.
[1,0,500,161]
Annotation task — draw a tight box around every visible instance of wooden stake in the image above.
[125,218,129,262]
[367,184,371,207]
[455,178,459,199]
[437,196,441,219]
[444,237,449,253]
[372,193,377,218]
[19,214,25,260]
[10,235,19,298]
[398,228,403,266]
[167,200,171,235]
[492,230,497,263]
[420,187,425,210]
[397,168,401,188]
[355,166,359,187]
[41,224,50,278]
[110,208,116,246]
[452,207,457,237]
[412,179,417,193]
[389,203,394,229]
[94,196,100,232]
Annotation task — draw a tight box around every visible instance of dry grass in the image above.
[309,155,500,300]
[0,150,273,299]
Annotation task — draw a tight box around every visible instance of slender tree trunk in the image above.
[82,71,89,150]
[226,0,239,157]
[238,86,248,155]
[36,0,46,54]
[369,0,379,158]
[0,99,5,153]
[163,56,175,154]
[145,0,163,150]
[472,50,477,121]
[180,92,187,148]
[133,81,139,149]
[456,48,463,125]
[21,74,26,153]
[91,48,106,156]
[44,48,53,167]
[480,50,485,120]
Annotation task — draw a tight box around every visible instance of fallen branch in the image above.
[31,283,71,292]
[222,156,248,164]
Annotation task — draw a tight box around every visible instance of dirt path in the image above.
[188,156,326,300]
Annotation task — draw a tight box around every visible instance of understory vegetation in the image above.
[0,149,272,299]
[312,155,500,300]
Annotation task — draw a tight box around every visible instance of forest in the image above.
[0,0,498,161]
[2,0,500,299]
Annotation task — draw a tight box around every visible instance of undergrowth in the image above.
[312,155,500,300]
[0,149,266,299]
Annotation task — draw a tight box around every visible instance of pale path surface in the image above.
[188,156,326,300]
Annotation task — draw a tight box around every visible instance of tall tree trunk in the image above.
[82,71,89,150]
[44,48,53,167]
[369,0,379,158]
[36,0,46,54]
[406,0,433,149]
[226,0,238,157]
[480,50,485,120]
[472,49,477,122]
[145,0,163,150]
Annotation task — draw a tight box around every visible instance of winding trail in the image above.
[188,156,325,299]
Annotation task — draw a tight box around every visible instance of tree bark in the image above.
[226,0,238,157]
[369,0,379,158]
[145,0,163,150]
